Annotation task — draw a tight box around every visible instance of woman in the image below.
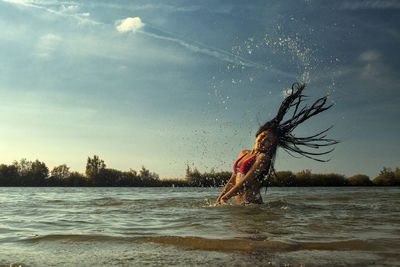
[216,82,338,205]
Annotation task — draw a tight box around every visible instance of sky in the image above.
[0,0,399,178]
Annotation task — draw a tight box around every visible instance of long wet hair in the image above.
[258,82,339,186]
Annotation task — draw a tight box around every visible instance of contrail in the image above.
[140,24,263,68]
[139,23,296,78]
[2,0,101,25]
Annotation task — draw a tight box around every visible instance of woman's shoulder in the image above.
[255,152,271,162]
[238,150,250,157]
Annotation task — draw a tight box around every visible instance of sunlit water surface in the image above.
[1,187,399,266]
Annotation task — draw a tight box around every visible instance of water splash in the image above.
[199,23,340,174]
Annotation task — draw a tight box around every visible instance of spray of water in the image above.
[196,24,340,176]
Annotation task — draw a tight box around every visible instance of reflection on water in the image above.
[0,187,399,266]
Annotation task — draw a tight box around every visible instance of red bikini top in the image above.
[233,153,257,174]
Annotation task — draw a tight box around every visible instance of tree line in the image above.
[184,167,400,187]
[0,156,162,187]
[0,155,399,187]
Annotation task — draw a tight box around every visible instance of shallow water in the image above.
[0,187,399,266]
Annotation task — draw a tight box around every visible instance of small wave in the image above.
[147,236,376,252]
[95,197,115,201]
[46,199,64,203]
[0,263,29,267]
[266,200,290,207]
[21,234,134,243]
[203,199,289,208]
[96,201,125,207]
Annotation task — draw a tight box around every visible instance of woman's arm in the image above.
[220,153,270,202]
[216,171,236,203]
[216,150,249,204]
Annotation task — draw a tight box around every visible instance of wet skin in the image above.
[217,130,276,205]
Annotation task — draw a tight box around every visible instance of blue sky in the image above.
[0,0,399,178]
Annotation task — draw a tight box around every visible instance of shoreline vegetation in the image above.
[0,155,399,187]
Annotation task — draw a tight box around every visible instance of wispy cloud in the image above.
[125,4,203,12]
[351,49,399,95]
[90,3,234,14]
[358,50,381,77]
[340,0,400,10]
[1,0,99,25]
[140,30,248,65]
[358,50,390,84]
[359,50,381,62]
[115,17,283,72]
[130,3,235,14]
[34,33,62,59]
[0,18,29,42]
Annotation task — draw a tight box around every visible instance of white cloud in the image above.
[116,17,145,33]
[34,33,62,59]
[2,0,36,4]
[340,0,400,10]
[358,50,382,79]
[60,4,79,13]
[353,50,400,93]
[359,50,381,62]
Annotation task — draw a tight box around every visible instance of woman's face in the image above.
[255,130,276,151]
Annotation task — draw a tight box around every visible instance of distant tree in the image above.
[51,164,71,180]
[0,164,19,186]
[86,155,106,186]
[311,173,347,186]
[0,165,7,186]
[139,166,160,186]
[295,169,313,186]
[373,167,399,186]
[186,167,203,186]
[394,168,400,185]
[211,171,231,187]
[13,158,33,177]
[273,171,296,186]
[185,165,191,180]
[30,160,49,186]
[347,174,372,186]
[67,171,88,186]
[11,159,48,186]
[201,172,216,187]
[100,168,123,186]
[119,169,141,186]
[46,175,62,186]
[86,155,106,177]
[294,170,347,186]
[184,166,230,187]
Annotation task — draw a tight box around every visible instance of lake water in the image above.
[0,187,399,266]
